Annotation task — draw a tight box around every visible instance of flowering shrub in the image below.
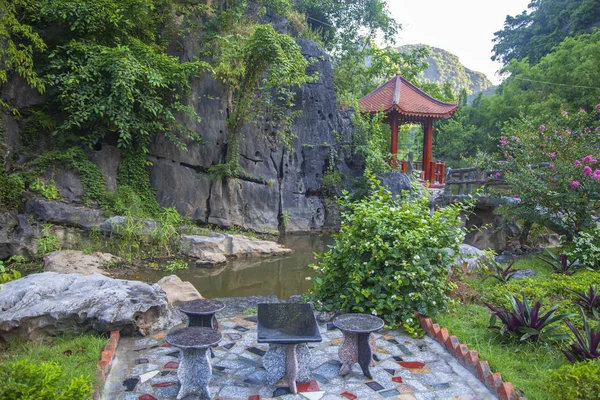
[480,107,600,239]
[308,178,468,331]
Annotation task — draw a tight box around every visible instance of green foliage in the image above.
[0,171,25,209]
[545,360,600,400]
[492,0,600,65]
[0,334,105,399]
[115,150,159,217]
[351,110,391,177]
[309,177,468,330]
[161,259,189,273]
[0,259,22,284]
[36,224,60,256]
[478,108,600,240]
[0,0,47,110]
[152,207,184,255]
[29,178,61,201]
[563,311,600,362]
[0,360,91,400]
[481,259,518,283]
[569,224,600,270]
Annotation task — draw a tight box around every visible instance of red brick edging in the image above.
[417,314,526,400]
[94,330,121,400]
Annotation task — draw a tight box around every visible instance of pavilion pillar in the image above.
[422,120,433,181]
[390,113,399,169]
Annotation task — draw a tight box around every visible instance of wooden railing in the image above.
[443,167,511,205]
[399,160,446,185]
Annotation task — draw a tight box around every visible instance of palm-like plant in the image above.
[567,285,600,319]
[485,293,574,341]
[563,311,600,362]
[481,260,518,283]
[536,250,579,275]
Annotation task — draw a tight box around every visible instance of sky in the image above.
[386,0,532,85]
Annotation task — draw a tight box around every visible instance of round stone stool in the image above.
[179,299,225,329]
[166,327,222,400]
[333,313,384,379]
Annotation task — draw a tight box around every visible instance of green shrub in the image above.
[0,172,25,209]
[29,178,61,201]
[162,259,189,273]
[0,360,92,400]
[309,177,468,330]
[545,360,600,400]
[0,260,22,284]
[570,225,600,270]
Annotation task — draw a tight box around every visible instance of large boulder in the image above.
[447,244,488,274]
[157,275,204,305]
[43,250,119,275]
[0,273,176,341]
[26,198,105,229]
[179,233,292,266]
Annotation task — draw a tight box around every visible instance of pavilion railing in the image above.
[399,160,446,185]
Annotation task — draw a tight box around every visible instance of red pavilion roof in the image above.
[358,74,458,122]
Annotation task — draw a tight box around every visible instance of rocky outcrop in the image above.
[464,206,521,252]
[179,233,292,266]
[43,250,118,275]
[157,275,204,305]
[26,198,105,229]
[0,273,176,341]
[447,244,488,274]
[146,39,361,233]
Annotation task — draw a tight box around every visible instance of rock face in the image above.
[179,233,292,266]
[43,250,118,275]
[157,275,204,305]
[447,244,487,274]
[0,273,176,341]
[464,206,521,252]
[26,198,105,229]
[146,39,361,233]
[377,171,412,197]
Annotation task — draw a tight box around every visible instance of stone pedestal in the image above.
[263,343,312,393]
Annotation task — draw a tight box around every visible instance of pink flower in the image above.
[584,166,593,176]
[514,194,520,198]
[594,170,600,180]
[569,181,581,189]
[549,163,555,169]
[499,136,508,146]
[563,111,569,117]
[549,152,556,160]
[580,108,587,113]
[540,125,546,131]
[495,172,501,178]
[583,155,594,163]
[596,104,600,112]
[575,160,581,166]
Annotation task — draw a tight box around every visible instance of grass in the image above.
[436,303,567,399]
[0,333,107,390]
[439,253,599,400]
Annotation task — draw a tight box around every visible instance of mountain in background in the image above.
[399,44,496,102]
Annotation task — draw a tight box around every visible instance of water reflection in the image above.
[148,235,333,299]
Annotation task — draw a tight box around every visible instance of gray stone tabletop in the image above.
[102,309,497,400]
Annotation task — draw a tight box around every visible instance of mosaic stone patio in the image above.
[102,308,496,400]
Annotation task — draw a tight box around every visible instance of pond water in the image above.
[141,235,333,300]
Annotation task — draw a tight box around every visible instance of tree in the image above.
[492,0,600,66]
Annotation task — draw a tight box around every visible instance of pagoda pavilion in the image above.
[358,72,458,186]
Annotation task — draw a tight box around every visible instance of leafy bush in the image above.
[569,224,600,270]
[545,360,600,400]
[0,360,92,400]
[162,259,189,273]
[309,178,468,330]
[485,293,573,341]
[0,172,25,209]
[29,178,61,201]
[563,311,600,362]
[0,260,22,284]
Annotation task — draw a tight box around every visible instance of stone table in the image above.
[257,303,322,394]
[166,327,222,399]
[179,299,225,329]
[333,313,384,379]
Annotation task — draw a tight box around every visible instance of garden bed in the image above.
[437,255,600,400]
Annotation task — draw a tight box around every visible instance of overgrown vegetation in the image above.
[309,177,469,333]
[0,334,106,400]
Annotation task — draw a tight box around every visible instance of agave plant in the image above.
[485,293,574,341]
[536,250,579,275]
[567,285,600,319]
[481,259,518,283]
[563,311,600,362]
